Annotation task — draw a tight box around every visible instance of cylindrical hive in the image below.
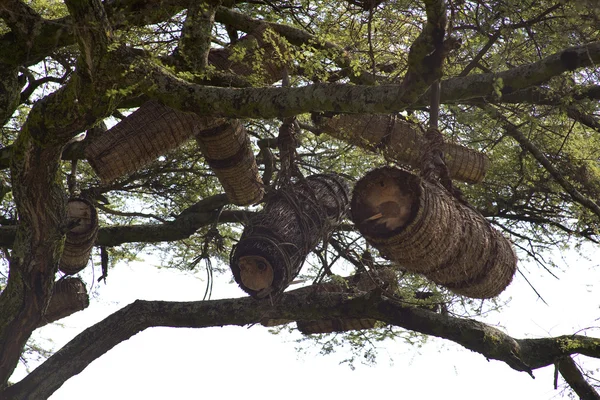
[230,174,349,298]
[195,120,264,205]
[351,167,516,298]
[85,101,199,183]
[60,198,98,275]
[41,277,89,327]
[319,114,490,184]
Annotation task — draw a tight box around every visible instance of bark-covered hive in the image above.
[41,277,89,326]
[195,119,264,205]
[230,174,349,298]
[60,198,98,275]
[319,114,490,184]
[351,167,517,299]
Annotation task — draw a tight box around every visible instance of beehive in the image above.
[60,198,98,275]
[351,167,516,298]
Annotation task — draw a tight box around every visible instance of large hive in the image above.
[85,101,264,206]
[351,167,516,298]
[40,277,89,327]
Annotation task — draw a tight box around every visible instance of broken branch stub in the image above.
[230,174,350,298]
[351,167,516,299]
[319,114,489,184]
[60,198,98,275]
[195,119,264,205]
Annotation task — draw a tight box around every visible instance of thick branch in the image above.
[179,1,220,72]
[0,209,248,248]
[440,42,600,104]
[5,289,600,399]
[497,85,600,105]
[400,0,447,102]
[557,356,600,400]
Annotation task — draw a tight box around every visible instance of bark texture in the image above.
[4,286,600,399]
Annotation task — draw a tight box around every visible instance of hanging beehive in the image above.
[351,167,516,299]
[296,268,398,335]
[195,119,264,205]
[318,114,489,184]
[85,101,200,183]
[40,277,89,327]
[208,25,287,84]
[230,174,349,298]
[60,198,98,275]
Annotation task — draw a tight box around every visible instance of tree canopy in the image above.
[1,0,600,398]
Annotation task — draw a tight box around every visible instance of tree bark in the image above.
[4,286,600,399]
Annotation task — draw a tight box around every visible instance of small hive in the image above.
[296,268,398,335]
[85,101,199,183]
[351,167,516,299]
[319,114,490,184]
[41,277,89,327]
[195,119,264,206]
[60,198,98,275]
[230,174,349,298]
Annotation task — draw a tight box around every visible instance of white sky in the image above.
[9,246,600,400]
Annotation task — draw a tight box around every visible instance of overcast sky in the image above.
[10,245,600,400]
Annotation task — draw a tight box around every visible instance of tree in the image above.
[1,0,600,398]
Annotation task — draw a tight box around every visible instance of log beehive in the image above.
[85,101,200,183]
[351,167,516,298]
[319,114,490,184]
[41,277,89,327]
[195,119,264,205]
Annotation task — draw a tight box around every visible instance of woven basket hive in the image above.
[195,119,264,206]
[41,277,89,326]
[60,198,98,275]
[351,167,516,299]
[230,174,349,298]
[85,101,199,183]
[319,114,489,184]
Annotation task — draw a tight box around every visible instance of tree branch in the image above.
[440,42,600,104]
[557,356,600,400]
[4,288,600,399]
[0,208,249,248]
